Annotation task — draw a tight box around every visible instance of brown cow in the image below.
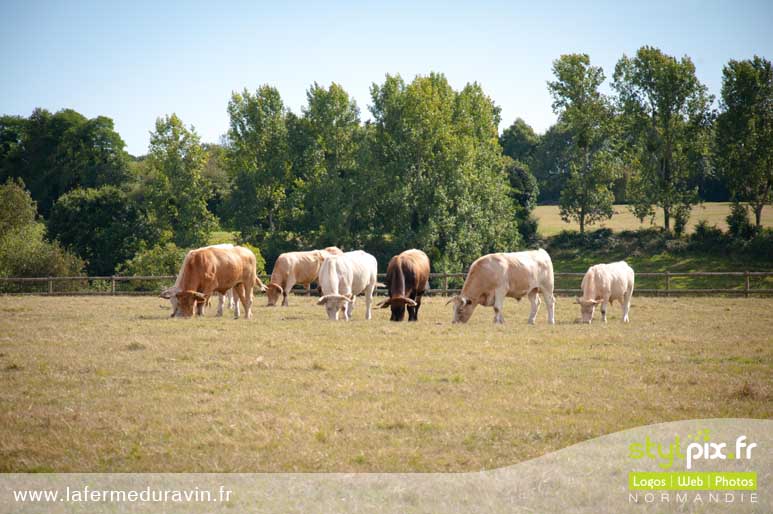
[378,249,430,321]
[171,245,267,319]
[266,246,342,306]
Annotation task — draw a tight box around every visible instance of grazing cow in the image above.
[378,249,430,321]
[316,250,379,320]
[266,247,343,307]
[161,244,239,317]
[447,249,556,325]
[163,245,267,319]
[576,261,634,323]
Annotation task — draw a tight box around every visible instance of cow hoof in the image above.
[527,320,535,325]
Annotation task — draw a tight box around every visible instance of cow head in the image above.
[378,296,417,322]
[316,293,353,320]
[575,297,599,324]
[447,295,475,323]
[160,286,180,317]
[174,290,208,318]
[266,283,283,306]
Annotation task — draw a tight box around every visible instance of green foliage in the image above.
[613,46,714,232]
[500,118,540,162]
[715,56,773,227]
[726,202,757,239]
[0,177,37,234]
[48,186,158,275]
[369,73,521,270]
[0,223,84,279]
[146,114,216,247]
[530,124,573,203]
[115,242,187,277]
[0,109,130,215]
[226,86,292,246]
[548,54,617,232]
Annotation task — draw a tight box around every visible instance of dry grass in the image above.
[0,295,771,473]
[533,202,773,236]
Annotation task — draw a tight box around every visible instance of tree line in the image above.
[0,46,770,278]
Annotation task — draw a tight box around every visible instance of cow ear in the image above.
[445,295,458,306]
[160,289,173,299]
[316,296,328,305]
[461,297,471,306]
[269,283,283,294]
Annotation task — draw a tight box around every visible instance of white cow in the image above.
[447,249,556,325]
[316,250,379,320]
[576,261,634,323]
[161,244,239,317]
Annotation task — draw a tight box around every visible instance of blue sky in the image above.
[1,0,771,156]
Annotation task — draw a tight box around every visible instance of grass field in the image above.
[1,294,770,473]
[533,202,773,236]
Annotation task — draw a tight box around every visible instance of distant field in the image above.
[1,295,770,473]
[533,202,773,236]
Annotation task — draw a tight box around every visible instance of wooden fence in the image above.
[1,271,772,297]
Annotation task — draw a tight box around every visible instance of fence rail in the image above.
[1,271,772,297]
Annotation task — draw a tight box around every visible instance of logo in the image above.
[628,429,757,470]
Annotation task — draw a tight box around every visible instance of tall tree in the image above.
[548,54,617,233]
[226,86,291,245]
[48,186,157,275]
[715,56,773,227]
[0,109,130,215]
[530,123,574,203]
[146,114,215,247]
[369,73,520,270]
[499,118,540,162]
[613,46,714,232]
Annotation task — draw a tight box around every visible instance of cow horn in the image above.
[445,295,458,306]
[268,283,284,295]
[377,298,391,308]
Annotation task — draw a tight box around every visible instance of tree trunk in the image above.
[663,206,670,232]
[579,214,585,234]
[754,203,763,228]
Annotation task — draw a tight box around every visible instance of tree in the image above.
[500,118,540,162]
[226,86,292,245]
[297,82,368,248]
[146,114,216,247]
[0,109,130,215]
[548,54,617,233]
[0,177,37,234]
[715,56,773,227]
[613,46,714,232]
[530,123,574,203]
[369,73,520,270]
[0,180,83,279]
[48,186,158,275]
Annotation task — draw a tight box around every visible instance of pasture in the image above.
[0,294,771,473]
[533,202,773,236]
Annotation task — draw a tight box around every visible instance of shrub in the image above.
[116,242,186,277]
[726,203,757,240]
[0,223,84,289]
[240,243,267,276]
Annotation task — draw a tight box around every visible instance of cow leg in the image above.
[244,283,254,320]
[408,292,420,321]
[348,296,356,321]
[492,289,506,324]
[196,300,205,317]
[601,299,609,323]
[216,293,225,317]
[232,284,246,320]
[282,277,295,307]
[227,289,235,310]
[365,286,375,320]
[527,289,541,325]
[622,291,632,323]
[543,288,556,325]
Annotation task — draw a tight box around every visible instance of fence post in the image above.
[443,272,448,297]
[111,276,116,295]
[47,277,53,295]
[744,271,750,298]
[665,271,670,297]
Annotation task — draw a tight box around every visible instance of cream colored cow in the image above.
[266,247,343,306]
[576,261,635,323]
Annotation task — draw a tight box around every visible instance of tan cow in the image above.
[447,249,556,324]
[167,245,267,319]
[161,244,238,317]
[576,261,634,323]
[266,246,343,306]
